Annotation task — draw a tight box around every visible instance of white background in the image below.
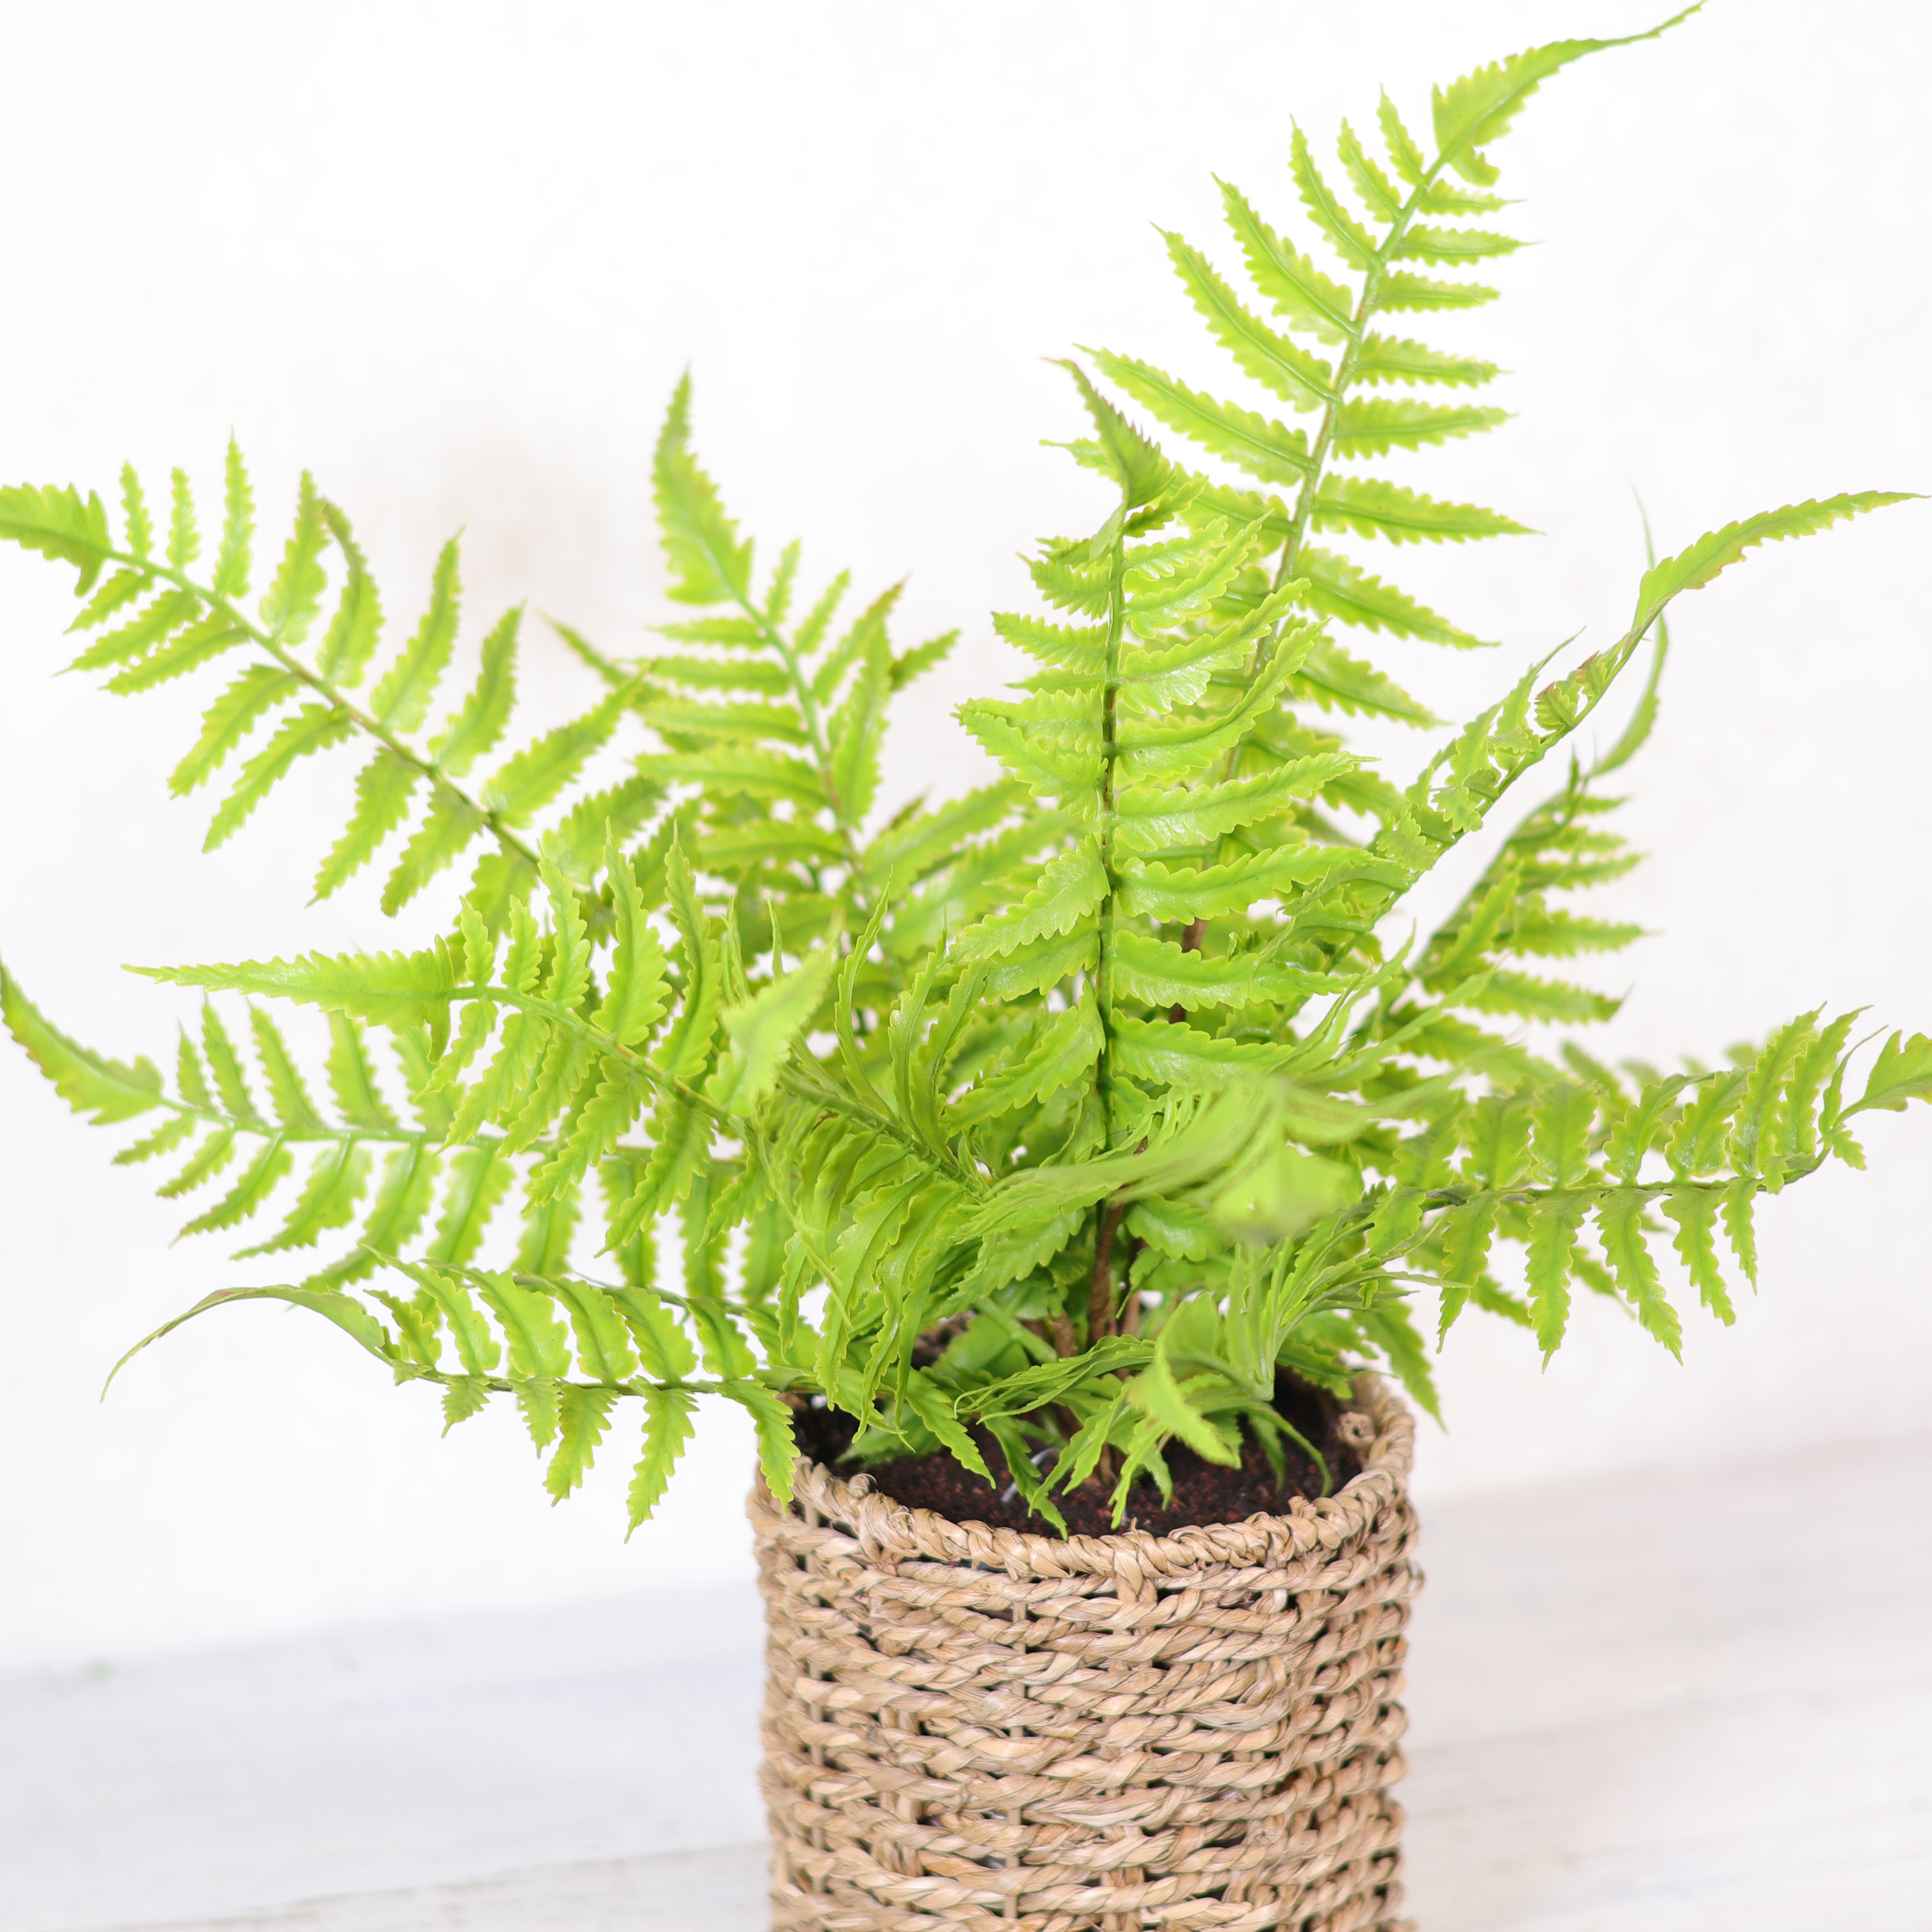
[0,0,1927,1673]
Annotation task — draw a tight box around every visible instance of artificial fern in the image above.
[5,8,1929,1533]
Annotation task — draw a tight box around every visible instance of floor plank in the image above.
[10,1433,1929,1932]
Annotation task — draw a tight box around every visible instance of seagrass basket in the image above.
[750,1375,1419,1932]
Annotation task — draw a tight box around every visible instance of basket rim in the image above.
[765,1372,1414,1579]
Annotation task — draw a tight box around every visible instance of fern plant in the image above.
[4,8,1928,1533]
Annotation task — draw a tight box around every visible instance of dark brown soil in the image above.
[790,1369,1361,1539]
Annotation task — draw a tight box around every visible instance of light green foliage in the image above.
[4,11,1927,1531]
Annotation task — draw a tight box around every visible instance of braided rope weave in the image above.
[751,1376,1418,1932]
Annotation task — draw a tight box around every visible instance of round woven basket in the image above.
[750,1374,1419,1932]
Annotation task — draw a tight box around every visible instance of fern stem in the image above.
[97,546,546,881]
[1093,517,1131,1154]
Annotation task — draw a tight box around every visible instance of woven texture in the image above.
[751,1376,1419,1932]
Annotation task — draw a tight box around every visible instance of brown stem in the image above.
[1087,1198,1128,1344]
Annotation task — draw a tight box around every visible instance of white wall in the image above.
[1,0,1928,1672]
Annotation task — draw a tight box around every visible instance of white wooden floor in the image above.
[6,1434,1930,1932]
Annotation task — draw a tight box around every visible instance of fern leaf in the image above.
[382,787,486,914]
[171,667,299,796]
[1595,1189,1679,1355]
[949,838,1106,961]
[541,776,664,888]
[1111,932,1342,1011]
[1393,224,1523,265]
[1375,93,1428,186]
[400,1263,499,1374]
[654,373,753,605]
[210,440,254,601]
[1635,494,1913,638]
[539,857,591,1015]
[0,965,162,1123]
[730,1381,799,1508]
[1052,360,1174,509]
[827,636,890,828]
[1299,545,1488,648]
[1433,12,1702,187]
[315,503,384,686]
[1217,178,1354,341]
[483,691,625,825]
[166,469,199,568]
[69,568,149,634]
[1315,476,1529,545]
[597,833,670,1047]
[140,945,455,1031]
[260,472,328,643]
[1289,127,1375,270]
[475,1271,572,1383]
[1165,233,1334,410]
[1526,1194,1585,1354]
[1465,971,1618,1025]
[515,1183,578,1278]
[104,611,249,694]
[1117,842,1402,922]
[1337,119,1403,222]
[634,747,825,808]
[427,1146,512,1266]
[627,1388,698,1532]
[119,464,154,559]
[544,1385,618,1501]
[68,589,200,673]
[314,751,422,900]
[534,1069,645,1200]
[179,1136,292,1239]
[1717,1177,1758,1285]
[653,842,722,1083]
[332,1144,438,1283]
[372,539,461,732]
[1532,1083,1594,1187]
[176,1032,213,1111]
[1662,1185,1733,1323]
[0,482,113,590]
[324,1013,400,1133]
[502,1033,594,1155]
[708,947,838,1117]
[1332,398,1509,459]
[114,1113,200,1167]
[1376,270,1500,313]
[248,1009,326,1133]
[1113,756,1353,854]
[156,1128,236,1200]
[549,1280,638,1385]
[206,705,355,851]
[1848,1030,1932,1116]
[1135,1337,1242,1464]
[1353,333,1498,389]
[643,652,787,695]
[236,1141,370,1255]
[431,607,522,775]
[1292,637,1436,725]
[196,1002,263,1127]
[1092,351,1309,486]
[1728,1015,1813,1179]
[890,630,957,691]
[951,1000,1102,1126]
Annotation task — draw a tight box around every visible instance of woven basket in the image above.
[750,1375,1419,1932]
